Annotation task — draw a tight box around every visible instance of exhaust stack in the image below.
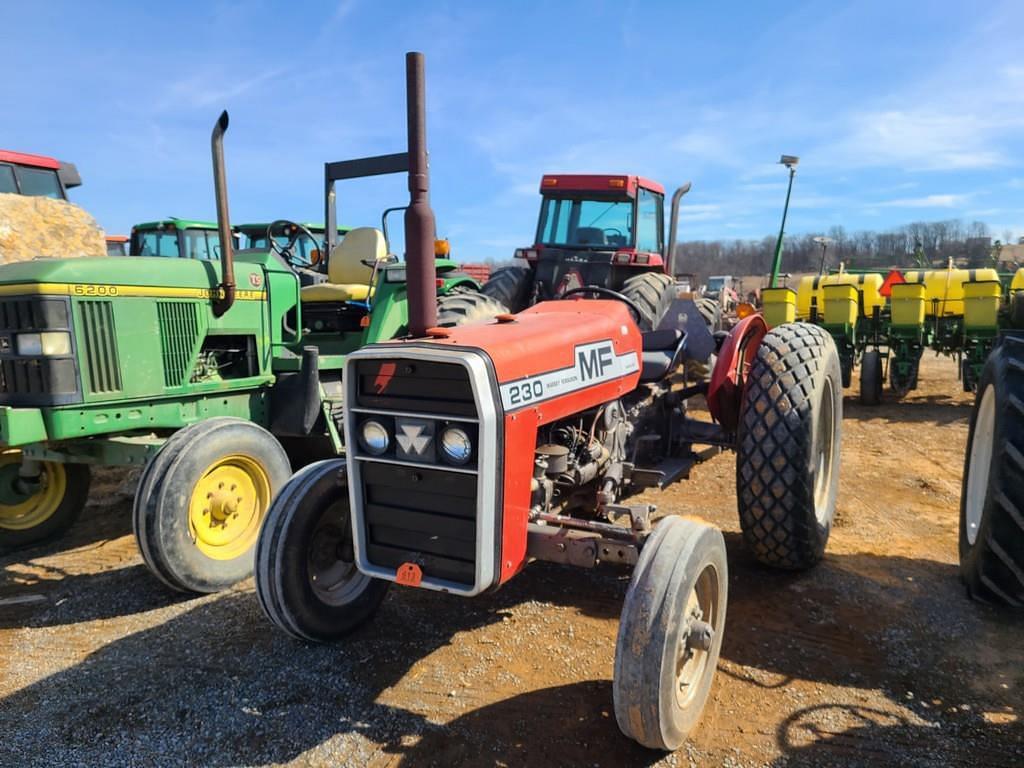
[403,52,437,336]
[211,111,236,316]
[665,181,692,278]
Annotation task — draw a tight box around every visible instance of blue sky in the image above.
[4,1,1023,260]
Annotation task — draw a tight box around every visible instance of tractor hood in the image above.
[0,253,281,299]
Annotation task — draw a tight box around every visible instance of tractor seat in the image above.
[639,328,686,383]
[300,227,388,303]
[574,227,607,246]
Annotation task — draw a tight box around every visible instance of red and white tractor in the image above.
[255,52,843,751]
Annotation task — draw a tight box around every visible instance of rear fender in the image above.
[707,314,769,434]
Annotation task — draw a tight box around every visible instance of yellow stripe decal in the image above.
[0,283,266,301]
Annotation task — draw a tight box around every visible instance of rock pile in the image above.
[0,193,107,264]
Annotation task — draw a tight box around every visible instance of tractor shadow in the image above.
[2,529,1022,766]
[0,561,629,767]
[766,703,1023,768]
[842,393,972,426]
[716,531,1024,764]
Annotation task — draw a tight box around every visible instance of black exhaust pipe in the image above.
[665,182,692,278]
[211,111,236,317]
[403,52,437,336]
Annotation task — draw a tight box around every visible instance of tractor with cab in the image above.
[0,150,81,201]
[0,111,501,595]
[256,52,843,752]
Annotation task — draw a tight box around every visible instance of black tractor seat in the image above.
[640,328,687,383]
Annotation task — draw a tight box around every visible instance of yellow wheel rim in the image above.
[0,450,67,531]
[188,454,271,561]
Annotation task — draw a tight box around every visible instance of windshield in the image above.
[135,230,180,257]
[17,167,63,199]
[243,232,319,266]
[707,277,727,290]
[536,195,634,248]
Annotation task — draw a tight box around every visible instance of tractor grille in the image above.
[0,295,80,405]
[79,300,122,394]
[351,357,483,589]
[360,462,478,585]
[157,301,200,387]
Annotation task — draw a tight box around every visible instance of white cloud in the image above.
[876,194,970,208]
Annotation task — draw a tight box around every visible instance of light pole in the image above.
[813,235,833,275]
[769,155,799,288]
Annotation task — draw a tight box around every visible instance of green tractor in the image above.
[234,221,346,287]
[0,112,502,593]
[128,218,233,260]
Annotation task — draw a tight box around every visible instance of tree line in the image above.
[674,219,1019,285]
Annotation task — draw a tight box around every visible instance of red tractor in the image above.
[0,149,82,199]
[255,53,843,751]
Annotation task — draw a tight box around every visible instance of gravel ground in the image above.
[1,354,1022,767]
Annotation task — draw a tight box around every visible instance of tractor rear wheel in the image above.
[480,265,532,313]
[255,459,389,641]
[435,291,509,328]
[613,516,727,751]
[694,296,720,332]
[959,336,1024,607]
[133,418,292,593]
[0,453,90,552]
[736,323,842,570]
[621,272,675,331]
[859,348,883,405]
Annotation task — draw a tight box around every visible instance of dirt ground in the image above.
[1,354,1022,767]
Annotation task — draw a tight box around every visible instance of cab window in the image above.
[636,187,663,253]
[136,231,180,257]
[17,167,64,199]
[0,165,16,194]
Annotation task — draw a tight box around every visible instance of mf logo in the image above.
[394,417,435,461]
[578,343,614,382]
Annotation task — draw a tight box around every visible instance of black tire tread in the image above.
[860,348,882,406]
[736,323,841,570]
[133,417,291,593]
[435,291,509,328]
[480,265,532,313]
[960,335,1024,607]
[620,271,674,331]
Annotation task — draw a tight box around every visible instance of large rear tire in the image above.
[859,348,883,406]
[133,418,292,593]
[480,265,532,313]
[255,459,389,641]
[736,323,842,570]
[435,291,509,328]
[959,336,1024,607]
[620,271,675,331]
[613,516,727,751]
[0,453,90,552]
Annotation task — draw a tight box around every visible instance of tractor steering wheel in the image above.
[560,285,645,325]
[267,220,321,269]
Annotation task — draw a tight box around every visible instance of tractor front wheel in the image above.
[133,418,292,593]
[859,348,883,406]
[0,452,90,552]
[959,336,1024,607]
[736,323,842,570]
[255,459,389,641]
[613,516,727,751]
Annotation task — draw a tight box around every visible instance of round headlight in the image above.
[360,420,389,455]
[440,426,472,465]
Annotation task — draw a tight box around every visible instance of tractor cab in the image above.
[0,150,82,201]
[129,218,236,260]
[517,174,665,298]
